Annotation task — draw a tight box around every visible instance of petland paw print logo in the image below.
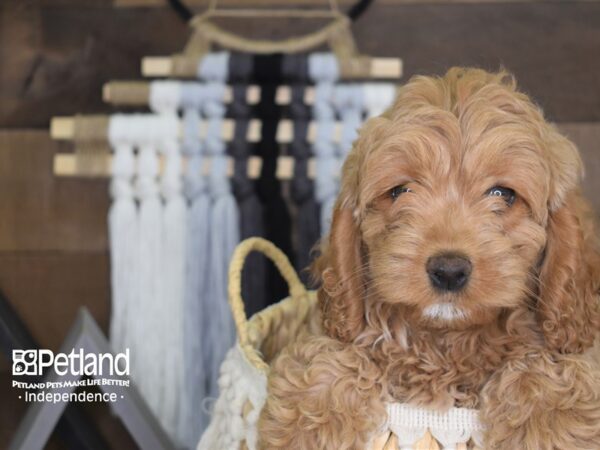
[12,349,130,377]
[12,350,38,376]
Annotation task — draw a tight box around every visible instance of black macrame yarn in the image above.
[252,54,295,305]
[289,84,320,284]
[229,79,270,316]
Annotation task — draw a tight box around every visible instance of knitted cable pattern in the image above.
[386,403,484,449]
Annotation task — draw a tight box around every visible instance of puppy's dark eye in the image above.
[390,185,412,200]
[487,186,516,206]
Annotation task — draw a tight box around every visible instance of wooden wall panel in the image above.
[0,370,136,449]
[0,252,110,352]
[0,2,188,127]
[0,1,598,446]
[113,0,600,7]
[2,2,600,126]
[0,373,65,450]
[0,131,109,252]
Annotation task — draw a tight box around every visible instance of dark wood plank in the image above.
[0,2,189,127]
[0,252,110,352]
[0,131,109,252]
[113,0,600,7]
[1,367,136,449]
[1,2,600,126]
[352,2,600,122]
[558,122,600,214]
[0,373,66,450]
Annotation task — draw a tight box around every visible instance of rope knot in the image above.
[209,155,231,197]
[111,144,136,178]
[184,155,207,199]
[149,81,182,114]
[110,179,135,200]
[198,51,230,81]
[308,53,339,82]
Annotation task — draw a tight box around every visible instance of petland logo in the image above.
[12,349,130,377]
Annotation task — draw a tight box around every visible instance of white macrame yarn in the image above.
[198,54,239,421]
[149,84,188,443]
[107,115,138,358]
[200,61,239,411]
[133,116,164,417]
[178,82,213,446]
[149,80,182,115]
[158,117,187,442]
[204,104,239,398]
[206,154,239,393]
[363,83,397,118]
[334,84,363,155]
[309,53,340,235]
[334,83,363,193]
[197,51,230,81]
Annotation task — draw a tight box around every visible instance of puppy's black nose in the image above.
[426,253,472,292]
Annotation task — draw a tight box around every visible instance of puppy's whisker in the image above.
[333,264,373,287]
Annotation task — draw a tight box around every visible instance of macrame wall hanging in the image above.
[48,1,402,448]
[106,114,182,437]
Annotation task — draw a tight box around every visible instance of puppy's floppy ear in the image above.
[318,207,366,342]
[537,132,600,353]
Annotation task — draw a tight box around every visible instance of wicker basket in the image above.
[198,238,484,450]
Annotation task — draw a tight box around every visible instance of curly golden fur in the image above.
[259,68,600,449]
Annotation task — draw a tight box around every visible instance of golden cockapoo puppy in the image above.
[258,68,600,449]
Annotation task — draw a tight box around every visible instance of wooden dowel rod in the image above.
[50,117,76,140]
[53,153,322,180]
[142,57,172,77]
[371,58,403,80]
[50,116,343,144]
[141,56,402,79]
[102,82,320,106]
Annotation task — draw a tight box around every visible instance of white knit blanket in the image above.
[386,403,484,449]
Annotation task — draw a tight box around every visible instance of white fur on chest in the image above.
[422,303,466,321]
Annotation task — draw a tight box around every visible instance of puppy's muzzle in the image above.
[426,253,472,292]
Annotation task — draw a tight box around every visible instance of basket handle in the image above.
[228,237,308,371]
